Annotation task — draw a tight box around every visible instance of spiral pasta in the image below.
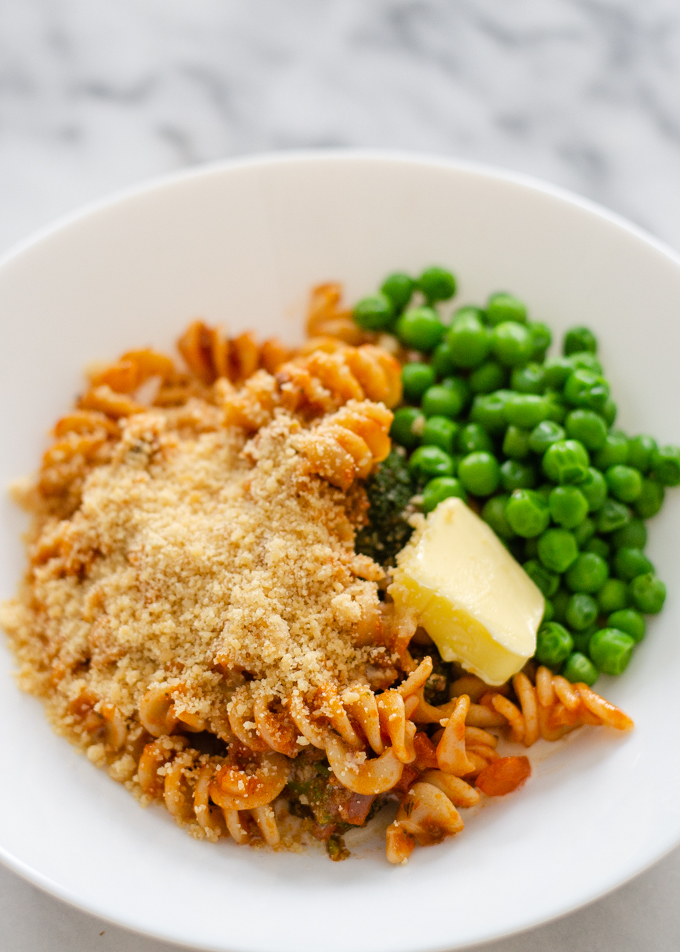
[134,735,286,846]
[39,309,399,506]
[306,282,370,346]
[293,401,393,490]
[120,658,522,862]
[220,343,402,433]
[27,570,635,865]
[1,279,637,868]
[64,665,431,851]
[77,330,291,414]
[178,321,291,387]
[382,662,633,864]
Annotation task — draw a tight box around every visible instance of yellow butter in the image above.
[389,497,543,686]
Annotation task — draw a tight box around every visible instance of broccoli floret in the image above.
[355,449,414,567]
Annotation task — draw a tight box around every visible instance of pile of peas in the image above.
[353,266,680,687]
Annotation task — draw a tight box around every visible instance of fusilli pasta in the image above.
[220,342,402,433]
[1,284,635,866]
[306,282,370,346]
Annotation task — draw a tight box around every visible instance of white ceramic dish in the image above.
[1,152,680,952]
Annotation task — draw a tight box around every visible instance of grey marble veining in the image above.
[1,2,680,951]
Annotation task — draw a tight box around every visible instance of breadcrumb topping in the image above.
[1,401,386,743]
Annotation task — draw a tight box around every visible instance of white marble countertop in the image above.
[2,1,680,950]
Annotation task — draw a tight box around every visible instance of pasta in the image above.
[293,401,393,490]
[219,340,402,432]
[1,282,635,864]
[306,282,370,346]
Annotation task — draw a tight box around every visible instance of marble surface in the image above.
[1,1,680,950]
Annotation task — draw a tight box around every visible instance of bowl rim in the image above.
[1,148,679,275]
[1,148,680,952]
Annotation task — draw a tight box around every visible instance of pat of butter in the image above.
[389,497,543,686]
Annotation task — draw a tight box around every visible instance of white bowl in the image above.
[1,152,680,952]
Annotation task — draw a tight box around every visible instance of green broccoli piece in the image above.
[355,449,414,567]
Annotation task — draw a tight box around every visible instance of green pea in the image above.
[500,459,536,492]
[470,390,513,434]
[538,528,579,573]
[565,410,607,451]
[503,425,531,459]
[626,435,657,474]
[597,578,629,614]
[422,476,467,513]
[524,536,540,559]
[542,439,590,485]
[563,369,610,411]
[504,393,550,428]
[613,547,653,582]
[454,304,486,322]
[536,483,554,501]
[551,589,571,624]
[418,266,457,303]
[482,494,515,540]
[523,559,560,598]
[572,624,598,654]
[511,363,547,395]
[422,385,464,419]
[602,398,617,427]
[422,416,458,454]
[536,623,573,667]
[596,499,631,534]
[492,321,534,367]
[440,375,470,411]
[458,452,500,497]
[579,467,608,512]
[629,573,666,614]
[634,478,665,519]
[562,652,599,686]
[542,599,555,624]
[573,517,595,548]
[565,593,598,631]
[353,292,395,331]
[589,628,635,676]
[528,420,565,455]
[529,322,552,361]
[585,537,610,560]
[396,306,445,352]
[611,519,647,550]
[409,445,455,483]
[544,390,568,424]
[431,341,455,378]
[567,352,603,375]
[543,356,574,390]
[606,465,643,503]
[548,486,589,529]
[505,489,550,538]
[469,360,507,394]
[608,609,645,643]
[381,272,415,311]
[564,326,598,356]
[486,292,527,325]
[594,432,629,470]
[565,552,609,593]
[390,407,424,449]
[651,445,680,486]
[457,422,493,455]
[446,311,492,369]
[402,362,436,402]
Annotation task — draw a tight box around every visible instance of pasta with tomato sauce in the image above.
[0,283,633,863]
